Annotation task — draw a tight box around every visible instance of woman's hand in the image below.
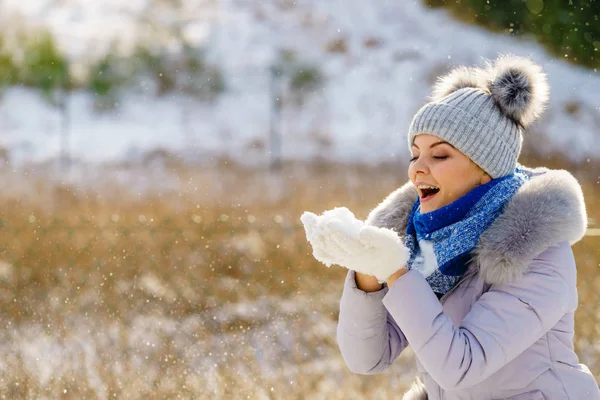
[386,267,409,289]
[301,207,363,268]
[326,221,410,282]
[355,267,408,292]
[355,272,384,292]
[301,207,411,282]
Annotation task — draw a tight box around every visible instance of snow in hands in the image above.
[300,207,410,282]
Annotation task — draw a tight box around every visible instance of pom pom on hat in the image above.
[431,66,486,101]
[485,54,550,128]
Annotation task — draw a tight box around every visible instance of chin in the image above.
[420,200,444,214]
[420,204,435,214]
[419,190,444,214]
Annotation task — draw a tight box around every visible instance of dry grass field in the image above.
[0,151,598,399]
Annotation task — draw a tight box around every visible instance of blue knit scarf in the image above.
[404,166,529,295]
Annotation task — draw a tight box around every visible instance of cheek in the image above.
[442,168,480,198]
[429,164,451,186]
[433,163,471,195]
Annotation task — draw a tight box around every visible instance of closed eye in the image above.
[409,155,448,162]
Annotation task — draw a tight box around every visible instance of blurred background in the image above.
[0,0,599,398]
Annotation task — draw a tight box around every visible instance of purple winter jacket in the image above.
[336,167,600,399]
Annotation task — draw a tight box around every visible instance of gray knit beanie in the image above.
[408,54,550,179]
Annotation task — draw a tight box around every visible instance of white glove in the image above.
[300,207,362,268]
[301,207,410,282]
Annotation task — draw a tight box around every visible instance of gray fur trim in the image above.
[366,167,587,285]
[485,54,550,128]
[402,377,428,400]
[365,181,417,234]
[473,167,587,284]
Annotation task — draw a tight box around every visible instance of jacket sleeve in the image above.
[336,269,409,374]
[381,242,575,390]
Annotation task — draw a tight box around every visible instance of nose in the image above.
[412,156,430,175]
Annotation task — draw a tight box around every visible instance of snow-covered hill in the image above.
[1,0,599,166]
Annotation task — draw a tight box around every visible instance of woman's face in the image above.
[408,134,491,214]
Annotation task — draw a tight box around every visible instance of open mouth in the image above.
[417,185,440,202]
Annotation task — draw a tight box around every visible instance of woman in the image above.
[301,55,600,399]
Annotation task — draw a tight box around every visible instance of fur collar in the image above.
[365,166,588,285]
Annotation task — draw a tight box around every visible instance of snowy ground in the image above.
[2,291,411,398]
[0,163,426,398]
[0,0,599,168]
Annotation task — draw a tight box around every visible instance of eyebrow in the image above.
[411,141,454,150]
